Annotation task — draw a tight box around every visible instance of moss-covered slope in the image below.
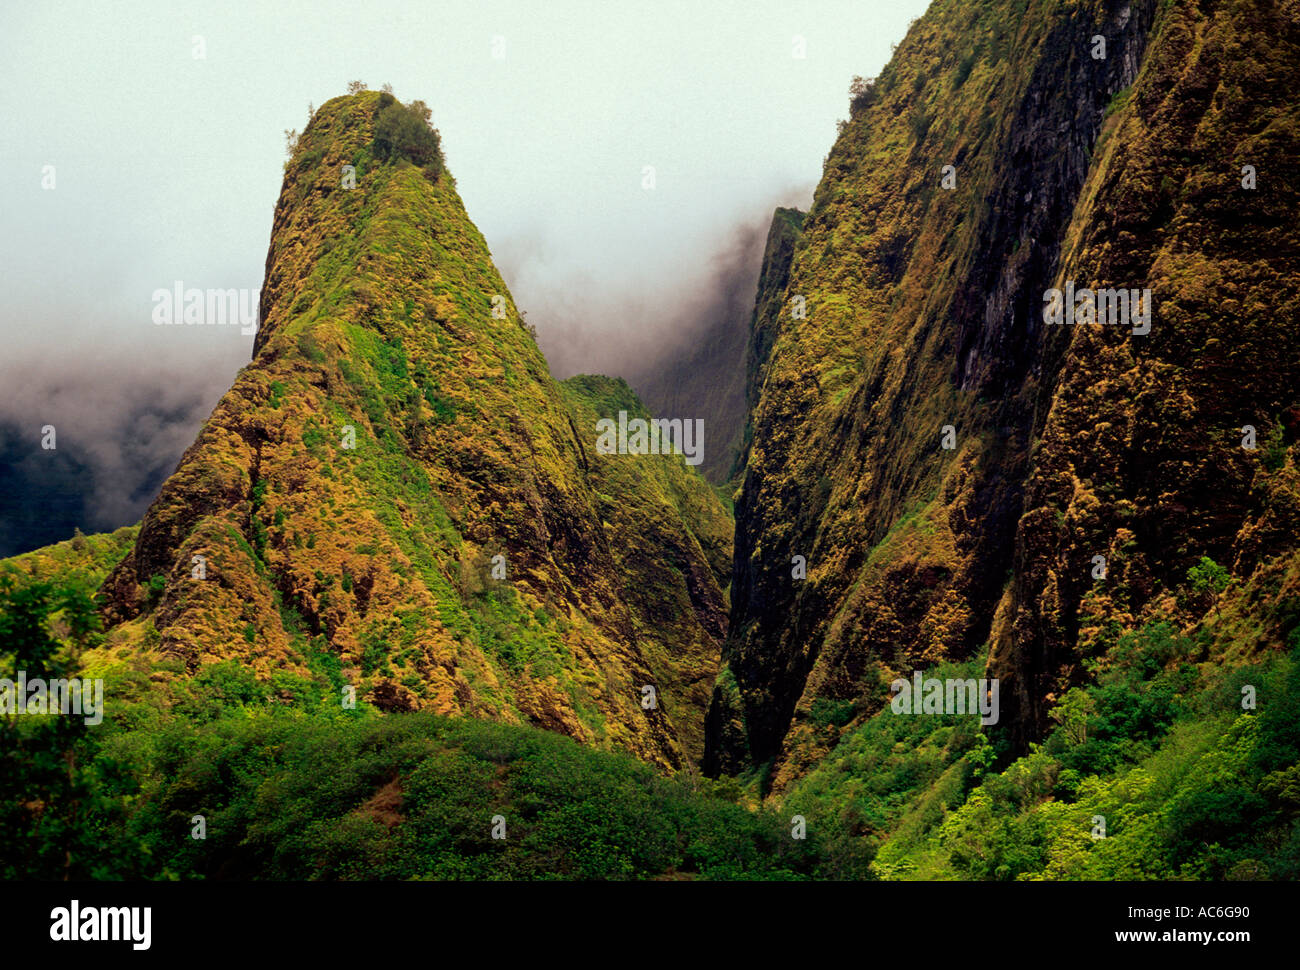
[709,0,1300,794]
[989,0,1300,746]
[96,91,732,769]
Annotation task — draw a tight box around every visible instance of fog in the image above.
[0,0,929,554]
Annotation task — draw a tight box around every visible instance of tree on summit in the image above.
[373,98,443,177]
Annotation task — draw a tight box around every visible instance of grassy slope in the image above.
[561,375,732,754]
[0,526,138,587]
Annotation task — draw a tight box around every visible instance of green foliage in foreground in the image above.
[6,542,1297,881]
[784,623,1300,880]
[0,562,823,882]
[81,710,823,880]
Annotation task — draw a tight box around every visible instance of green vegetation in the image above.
[783,624,1300,881]
[952,52,976,90]
[785,659,993,879]
[11,0,1300,883]
[67,711,824,880]
[1102,84,1132,120]
[372,95,443,178]
[0,552,120,879]
[77,89,732,772]
[1262,419,1288,472]
[0,560,820,881]
[1186,557,1231,616]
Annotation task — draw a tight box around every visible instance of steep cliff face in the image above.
[708,0,1300,788]
[737,207,806,482]
[990,0,1300,746]
[98,91,731,768]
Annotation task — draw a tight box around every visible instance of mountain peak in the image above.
[96,87,732,769]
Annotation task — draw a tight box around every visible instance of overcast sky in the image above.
[0,0,929,549]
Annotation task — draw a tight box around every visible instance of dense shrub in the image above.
[372,98,443,177]
[0,566,825,880]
